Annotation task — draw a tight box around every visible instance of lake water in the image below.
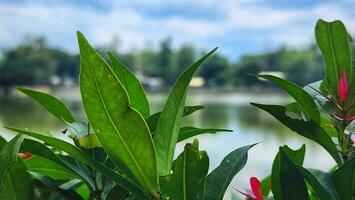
[0,88,335,199]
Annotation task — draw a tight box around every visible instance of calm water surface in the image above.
[0,89,335,199]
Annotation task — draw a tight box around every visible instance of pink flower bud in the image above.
[338,69,348,103]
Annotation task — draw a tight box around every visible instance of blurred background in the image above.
[0,0,354,199]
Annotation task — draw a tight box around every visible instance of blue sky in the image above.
[0,0,354,60]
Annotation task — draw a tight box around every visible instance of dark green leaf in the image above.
[204,144,256,200]
[160,139,209,200]
[17,87,75,123]
[315,19,352,94]
[146,105,205,133]
[106,184,130,200]
[332,156,355,200]
[272,145,309,200]
[6,127,149,199]
[257,75,320,123]
[0,134,24,185]
[0,159,34,200]
[177,126,232,142]
[154,48,217,176]
[251,103,341,164]
[108,52,150,118]
[77,32,157,196]
[30,172,83,200]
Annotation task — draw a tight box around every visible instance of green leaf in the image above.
[315,19,352,94]
[154,48,217,176]
[160,139,209,200]
[146,105,205,133]
[257,74,320,123]
[106,184,130,200]
[203,144,256,200]
[297,168,340,200]
[77,32,157,196]
[25,156,78,180]
[6,127,149,199]
[272,145,309,200]
[17,87,76,123]
[74,134,102,149]
[30,172,83,200]
[0,159,34,200]
[332,156,355,200]
[260,176,271,197]
[0,134,24,185]
[177,126,232,142]
[251,103,341,164]
[108,52,150,118]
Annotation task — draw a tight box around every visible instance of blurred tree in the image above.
[175,44,196,75]
[158,38,175,84]
[199,53,230,87]
[137,48,159,77]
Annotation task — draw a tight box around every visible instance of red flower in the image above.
[21,152,32,160]
[338,69,348,103]
[237,177,264,200]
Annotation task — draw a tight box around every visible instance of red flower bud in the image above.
[21,152,32,160]
[338,69,348,103]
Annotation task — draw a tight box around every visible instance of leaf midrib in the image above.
[326,23,339,86]
[90,69,153,191]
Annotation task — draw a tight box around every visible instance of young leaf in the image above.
[177,126,232,142]
[146,105,205,133]
[0,134,24,185]
[257,74,320,123]
[17,87,76,123]
[108,52,150,118]
[6,127,149,200]
[272,145,309,200]
[160,139,209,200]
[203,144,256,200]
[332,156,354,200]
[260,176,271,197]
[0,159,34,200]
[77,32,157,196]
[315,19,352,94]
[251,103,341,164]
[154,48,217,176]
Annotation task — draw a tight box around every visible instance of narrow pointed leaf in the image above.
[6,127,149,199]
[108,52,150,118]
[17,87,75,123]
[204,144,256,200]
[272,146,309,200]
[251,103,341,164]
[154,48,217,176]
[257,75,320,123]
[178,126,232,142]
[146,105,205,133]
[332,156,355,200]
[0,134,24,185]
[0,159,34,200]
[77,32,157,196]
[160,139,209,200]
[315,19,352,93]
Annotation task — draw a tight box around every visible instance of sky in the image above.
[0,0,354,60]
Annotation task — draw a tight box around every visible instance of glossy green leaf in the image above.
[77,32,157,196]
[146,105,205,133]
[257,74,320,123]
[154,48,217,176]
[25,156,78,180]
[17,87,75,123]
[204,144,256,200]
[272,145,309,200]
[20,138,96,190]
[177,126,232,142]
[332,156,355,200]
[6,127,149,199]
[251,103,341,164]
[315,19,352,94]
[30,172,83,200]
[0,159,34,200]
[0,134,24,185]
[298,168,340,200]
[160,139,209,200]
[108,52,150,118]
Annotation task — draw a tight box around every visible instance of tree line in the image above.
[0,36,325,91]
